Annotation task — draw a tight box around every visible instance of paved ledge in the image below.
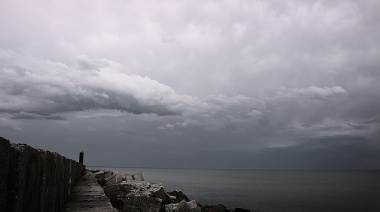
[62,170,117,212]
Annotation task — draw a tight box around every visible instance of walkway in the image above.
[62,170,117,212]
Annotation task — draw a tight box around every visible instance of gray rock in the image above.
[103,183,134,209]
[167,190,190,203]
[104,181,163,211]
[98,177,107,187]
[125,174,134,181]
[94,170,105,178]
[124,195,162,212]
[116,172,127,181]
[94,170,116,186]
[105,173,123,186]
[94,171,106,186]
[132,172,144,181]
[104,170,114,178]
[165,200,201,212]
[187,200,201,212]
[117,172,135,182]
[153,186,170,202]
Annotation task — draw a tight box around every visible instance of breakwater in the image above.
[93,169,251,212]
[0,136,85,212]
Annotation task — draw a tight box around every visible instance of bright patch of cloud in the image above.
[0,50,203,117]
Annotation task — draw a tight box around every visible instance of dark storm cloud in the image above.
[347,123,370,131]
[11,113,66,120]
[365,118,380,124]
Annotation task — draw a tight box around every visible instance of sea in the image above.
[90,167,380,212]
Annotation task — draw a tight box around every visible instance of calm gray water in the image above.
[91,167,380,212]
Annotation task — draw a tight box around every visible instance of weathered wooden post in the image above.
[79,151,84,164]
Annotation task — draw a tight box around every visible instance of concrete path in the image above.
[62,170,118,212]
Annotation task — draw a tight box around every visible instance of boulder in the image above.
[167,190,190,203]
[165,200,201,212]
[94,170,114,179]
[125,174,134,181]
[187,200,202,212]
[93,170,116,186]
[132,172,144,181]
[94,171,106,186]
[103,182,134,209]
[124,195,162,212]
[98,177,107,187]
[104,170,114,178]
[94,170,105,178]
[103,181,163,211]
[105,173,124,186]
[117,172,135,182]
[153,186,170,202]
[116,172,127,181]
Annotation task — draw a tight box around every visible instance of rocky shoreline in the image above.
[90,169,251,212]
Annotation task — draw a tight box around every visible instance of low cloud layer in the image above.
[1,48,379,169]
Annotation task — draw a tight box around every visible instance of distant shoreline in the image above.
[88,166,380,171]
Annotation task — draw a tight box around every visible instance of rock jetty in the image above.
[91,169,251,212]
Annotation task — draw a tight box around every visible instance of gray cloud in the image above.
[0,0,379,169]
[365,118,380,125]
[0,50,204,117]
[347,123,370,131]
[11,112,66,120]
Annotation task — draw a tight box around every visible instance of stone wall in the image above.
[0,136,85,212]
[0,137,10,211]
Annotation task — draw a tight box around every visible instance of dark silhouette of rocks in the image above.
[234,208,251,212]
[167,190,190,203]
[103,181,163,211]
[94,169,251,212]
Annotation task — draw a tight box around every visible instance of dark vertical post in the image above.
[79,151,84,164]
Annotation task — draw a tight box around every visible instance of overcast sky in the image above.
[1,0,379,169]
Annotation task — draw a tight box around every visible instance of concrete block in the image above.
[132,172,144,181]
[153,186,170,201]
[105,173,123,186]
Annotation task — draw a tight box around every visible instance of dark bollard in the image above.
[79,151,84,164]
